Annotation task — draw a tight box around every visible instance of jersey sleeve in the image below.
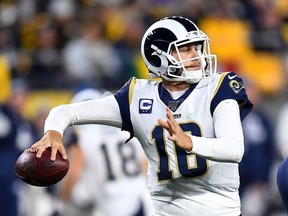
[189,99,245,162]
[44,95,122,136]
[210,72,253,120]
[114,77,135,137]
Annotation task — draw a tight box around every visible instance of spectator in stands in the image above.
[62,9,123,90]
[29,24,65,89]
[243,0,287,52]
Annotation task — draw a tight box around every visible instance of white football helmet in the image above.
[141,16,217,83]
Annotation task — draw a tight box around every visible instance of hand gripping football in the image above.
[14,147,69,187]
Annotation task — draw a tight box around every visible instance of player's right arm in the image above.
[31,95,122,160]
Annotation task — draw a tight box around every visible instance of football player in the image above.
[58,88,152,216]
[277,156,288,212]
[274,95,288,212]
[32,16,253,215]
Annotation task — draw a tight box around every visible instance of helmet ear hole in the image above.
[150,55,162,67]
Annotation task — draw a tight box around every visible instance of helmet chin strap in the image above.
[165,67,203,83]
[182,69,203,83]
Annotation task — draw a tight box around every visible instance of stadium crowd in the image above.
[0,0,288,215]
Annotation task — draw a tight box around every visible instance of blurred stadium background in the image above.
[0,0,288,215]
[1,0,288,118]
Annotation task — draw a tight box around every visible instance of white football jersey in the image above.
[114,72,252,216]
[64,89,153,216]
[69,125,152,216]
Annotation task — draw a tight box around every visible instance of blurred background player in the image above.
[57,88,153,216]
[277,156,288,213]
[239,78,276,215]
[0,78,35,216]
[275,98,288,213]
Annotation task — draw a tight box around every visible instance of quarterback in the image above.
[31,16,253,215]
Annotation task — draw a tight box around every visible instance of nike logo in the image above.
[228,74,237,79]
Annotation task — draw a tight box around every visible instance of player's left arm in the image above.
[158,99,245,163]
[190,99,245,162]
[189,72,253,162]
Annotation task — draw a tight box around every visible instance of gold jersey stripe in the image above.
[212,72,229,99]
[129,77,137,105]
